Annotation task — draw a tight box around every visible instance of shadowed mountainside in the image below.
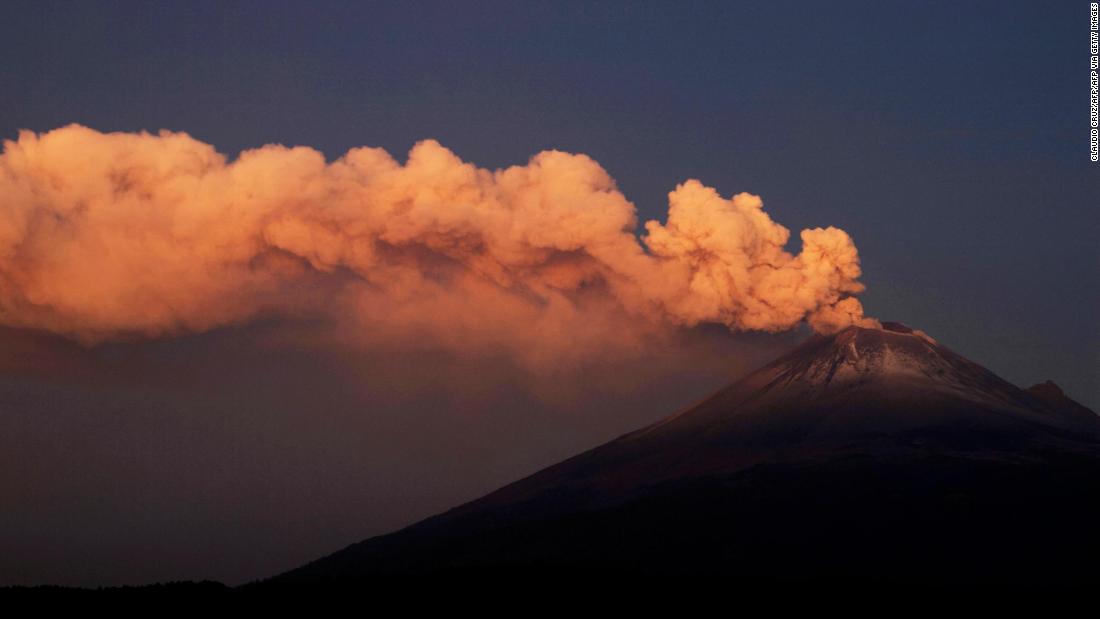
[258,323,1100,589]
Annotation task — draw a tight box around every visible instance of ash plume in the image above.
[0,125,876,363]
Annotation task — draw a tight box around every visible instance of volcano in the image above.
[259,323,1100,589]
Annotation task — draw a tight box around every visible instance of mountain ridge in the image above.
[260,322,1100,588]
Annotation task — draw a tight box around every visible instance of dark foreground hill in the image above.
[254,323,1100,591]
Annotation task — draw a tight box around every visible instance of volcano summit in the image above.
[261,323,1100,589]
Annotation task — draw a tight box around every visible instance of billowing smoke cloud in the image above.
[0,125,875,364]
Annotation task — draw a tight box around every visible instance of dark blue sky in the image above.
[2,0,1096,404]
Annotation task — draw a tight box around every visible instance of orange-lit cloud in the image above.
[0,125,876,363]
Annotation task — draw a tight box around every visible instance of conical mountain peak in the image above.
[266,323,1100,589]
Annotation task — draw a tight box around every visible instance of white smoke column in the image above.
[0,125,876,361]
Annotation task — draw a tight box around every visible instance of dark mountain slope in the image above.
[260,323,1100,589]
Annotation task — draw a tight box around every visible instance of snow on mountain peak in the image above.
[792,322,947,387]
